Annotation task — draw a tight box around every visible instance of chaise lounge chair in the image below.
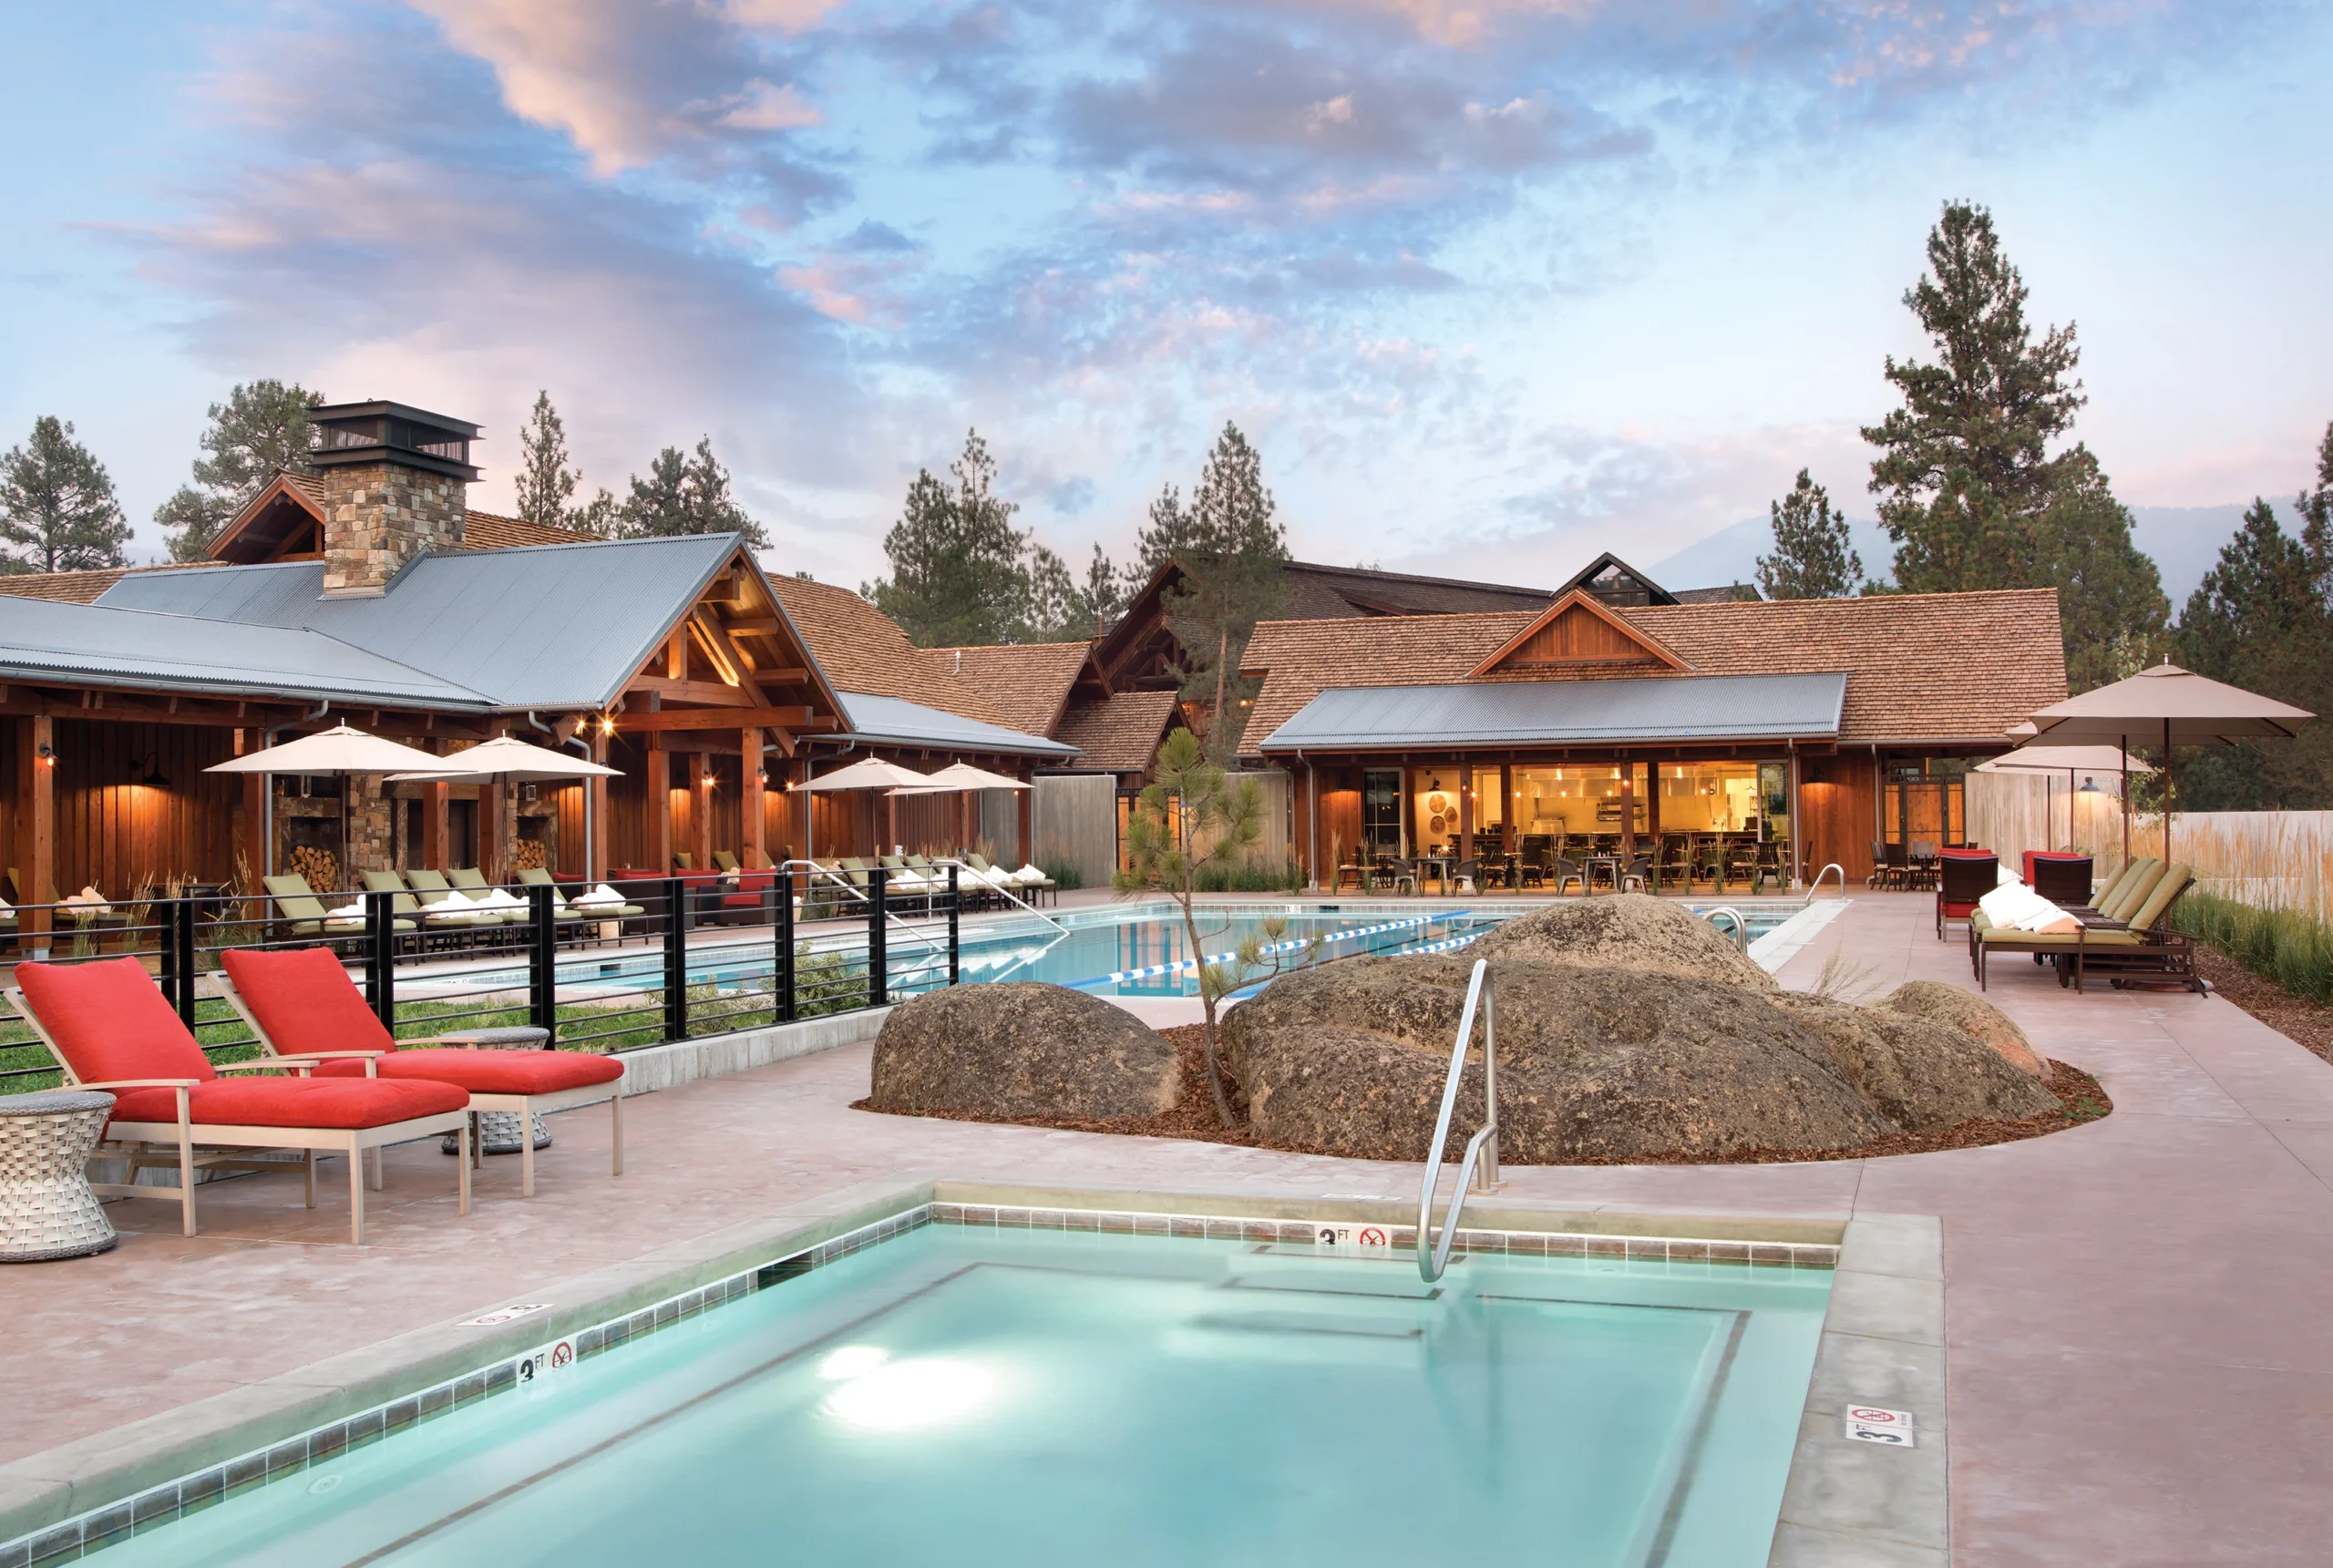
[218,946,625,1198]
[5,956,470,1242]
[1970,863,2199,993]
[264,873,414,948]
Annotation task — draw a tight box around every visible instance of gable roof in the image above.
[1553,551,1681,607]
[1279,560,1554,618]
[1465,589,1690,677]
[96,534,750,712]
[1053,689,1181,773]
[1238,588,2067,754]
[762,576,1014,727]
[0,596,489,710]
[930,641,1092,737]
[836,692,1077,759]
[1261,672,1847,752]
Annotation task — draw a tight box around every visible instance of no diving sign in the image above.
[1844,1406,1916,1447]
[1315,1224,1392,1249]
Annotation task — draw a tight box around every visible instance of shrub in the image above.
[1038,858,1084,892]
[2172,889,2333,1005]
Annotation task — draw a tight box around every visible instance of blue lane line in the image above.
[1092,911,1472,984]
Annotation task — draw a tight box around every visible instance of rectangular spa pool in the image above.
[92,1217,1831,1567]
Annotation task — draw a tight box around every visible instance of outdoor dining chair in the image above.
[1935,848,1999,939]
[1549,856,1587,896]
[5,956,471,1243]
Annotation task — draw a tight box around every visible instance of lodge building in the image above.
[0,399,2067,934]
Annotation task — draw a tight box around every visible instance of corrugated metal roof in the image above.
[96,536,738,711]
[0,598,491,709]
[837,691,1080,757]
[1259,671,1848,751]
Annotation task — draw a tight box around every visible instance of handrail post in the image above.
[947,866,961,987]
[868,866,889,1007]
[1477,978,1499,1191]
[364,890,396,1029]
[167,896,200,1030]
[662,876,687,1043]
[775,867,796,1024]
[527,883,557,1037]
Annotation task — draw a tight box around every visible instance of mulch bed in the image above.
[855,1023,2113,1164]
[2191,948,2333,1066]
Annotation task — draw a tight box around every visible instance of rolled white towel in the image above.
[574,883,625,908]
[325,900,365,919]
[1012,864,1046,884]
[473,887,526,910]
[428,889,478,911]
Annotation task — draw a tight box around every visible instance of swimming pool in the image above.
[90,1214,1830,1566]
[411,898,1809,1003]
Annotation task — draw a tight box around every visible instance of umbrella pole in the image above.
[2121,735,2130,868]
[2163,716,2173,865]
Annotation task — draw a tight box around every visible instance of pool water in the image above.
[420,899,1802,1002]
[102,1224,1829,1567]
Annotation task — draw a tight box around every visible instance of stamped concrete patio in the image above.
[4,890,2328,1564]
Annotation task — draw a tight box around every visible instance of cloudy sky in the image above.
[4,0,2328,589]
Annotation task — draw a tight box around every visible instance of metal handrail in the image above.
[1703,905,1750,950]
[1807,863,1846,897]
[780,859,948,956]
[930,858,1068,935]
[1416,958,1499,1284]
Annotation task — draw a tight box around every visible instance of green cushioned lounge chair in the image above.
[1973,864,2199,993]
[263,873,414,944]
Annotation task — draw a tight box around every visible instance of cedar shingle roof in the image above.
[1054,689,1179,773]
[460,509,598,549]
[764,576,1011,727]
[0,560,225,604]
[1278,560,1553,618]
[930,641,1090,737]
[1238,589,2066,754]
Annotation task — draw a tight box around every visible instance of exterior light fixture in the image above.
[36,742,55,765]
[128,753,170,788]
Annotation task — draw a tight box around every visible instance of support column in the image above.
[741,727,764,869]
[1500,763,1515,854]
[481,780,505,882]
[645,736,672,874]
[18,715,54,956]
[1457,761,1475,867]
[237,727,268,886]
[423,781,449,872]
[586,730,610,882]
[1619,761,1637,861]
[1016,773,1034,867]
[689,753,714,871]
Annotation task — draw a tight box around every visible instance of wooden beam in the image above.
[645,733,672,873]
[20,715,54,950]
[612,705,820,733]
[585,729,610,881]
[762,725,796,759]
[741,726,765,869]
[724,616,785,638]
[689,753,713,873]
[666,629,689,681]
[624,677,755,708]
[688,608,746,688]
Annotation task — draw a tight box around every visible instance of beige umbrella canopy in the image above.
[385,734,622,784]
[1977,745,2154,777]
[889,762,1029,794]
[2018,664,2315,861]
[793,757,935,792]
[207,724,454,888]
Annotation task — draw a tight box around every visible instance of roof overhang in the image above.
[833,691,1080,759]
[1259,671,1847,753]
[208,473,326,564]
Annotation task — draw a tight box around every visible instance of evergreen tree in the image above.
[0,416,131,572]
[2174,495,2333,809]
[1754,470,1863,600]
[1863,201,2166,688]
[863,430,1032,647]
[619,437,766,547]
[157,379,324,561]
[1162,423,1289,753]
[513,391,580,530]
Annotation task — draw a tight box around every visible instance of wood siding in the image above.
[1798,752,1877,886]
[1495,603,1662,668]
[1,717,242,899]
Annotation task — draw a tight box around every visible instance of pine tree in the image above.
[619,437,766,547]
[2174,495,2333,808]
[1754,470,1863,600]
[157,380,324,561]
[863,431,1030,647]
[1162,423,1289,753]
[2034,447,2169,691]
[513,392,580,530]
[0,416,131,572]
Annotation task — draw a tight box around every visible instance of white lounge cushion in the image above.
[1978,882,2080,934]
[326,900,365,919]
[573,883,626,908]
[1012,864,1047,884]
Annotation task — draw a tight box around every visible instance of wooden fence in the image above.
[1968,771,2333,920]
[1033,774,1119,889]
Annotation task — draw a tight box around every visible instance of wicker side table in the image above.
[434,1027,554,1155]
[0,1091,118,1262]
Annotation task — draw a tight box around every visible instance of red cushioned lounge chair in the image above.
[217,946,624,1199]
[5,957,470,1244]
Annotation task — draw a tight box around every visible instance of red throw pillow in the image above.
[16,957,215,1087]
[221,946,397,1059]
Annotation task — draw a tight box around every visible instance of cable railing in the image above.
[1416,958,1501,1284]
[0,868,963,1093]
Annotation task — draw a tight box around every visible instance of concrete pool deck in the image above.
[3,890,2329,1563]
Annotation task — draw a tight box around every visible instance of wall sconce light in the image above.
[36,742,55,766]
[127,753,170,788]
[755,766,768,784]
[299,775,313,798]
[521,784,539,802]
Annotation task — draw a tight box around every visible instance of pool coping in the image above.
[0,1180,1938,1566]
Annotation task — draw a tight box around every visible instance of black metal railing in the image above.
[0,866,964,1092]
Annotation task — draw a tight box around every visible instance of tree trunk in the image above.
[1182,885,1237,1127]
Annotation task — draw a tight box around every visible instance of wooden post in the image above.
[740,727,764,869]
[481,780,504,881]
[1647,762,1663,840]
[19,715,54,954]
[646,735,672,874]
[237,727,267,885]
[1458,761,1475,866]
[423,781,449,871]
[586,729,610,882]
[690,752,714,871]
[1619,761,1637,861]
[1500,763,1516,854]
[1017,773,1034,867]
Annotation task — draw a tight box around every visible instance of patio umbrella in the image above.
[2017,664,2314,863]
[1977,745,2154,860]
[792,757,935,860]
[385,735,624,879]
[889,761,1031,865]
[207,723,451,890]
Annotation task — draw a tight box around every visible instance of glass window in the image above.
[1649,763,1763,835]
[1511,765,1641,841]
[1362,770,1403,857]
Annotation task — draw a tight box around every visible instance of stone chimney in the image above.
[307,402,480,598]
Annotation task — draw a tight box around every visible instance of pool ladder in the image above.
[1416,958,1500,1284]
